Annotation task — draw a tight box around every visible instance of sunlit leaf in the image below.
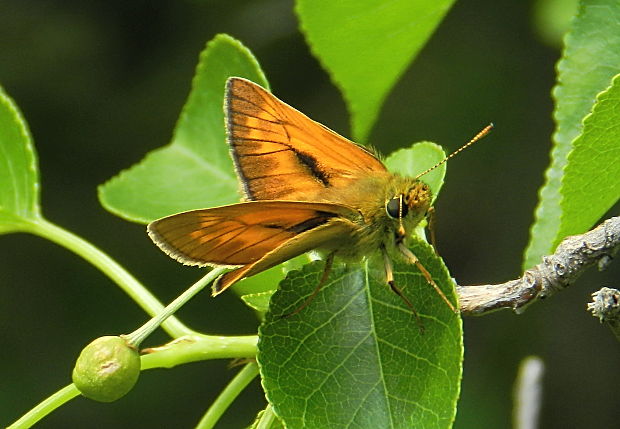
[98,34,268,223]
[524,0,620,268]
[296,0,455,142]
[558,73,620,240]
[0,86,41,233]
[259,239,462,429]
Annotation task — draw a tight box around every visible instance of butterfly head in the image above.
[385,181,432,242]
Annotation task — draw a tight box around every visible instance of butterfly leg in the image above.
[397,242,458,313]
[283,251,335,318]
[381,246,424,330]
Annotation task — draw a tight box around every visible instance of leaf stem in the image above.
[7,384,79,429]
[195,362,260,429]
[126,268,227,346]
[255,404,278,429]
[10,335,257,428]
[140,334,258,369]
[24,217,192,338]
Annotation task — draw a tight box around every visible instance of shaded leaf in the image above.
[296,0,455,142]
[532,0,580,47]
[0,86,41,233]
[524,0,620,268]
[232,255,312,308]
[98,34,268,223]
[558,73,620,239]
[258,239,462,429]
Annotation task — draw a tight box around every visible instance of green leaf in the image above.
[241,291,276,314]
[384,141,447,203]
[233,254,311,307]
[98,34,269,223]
[532,0,580,47]
[557,73,620,240]
[524,0,620,268]
[296,0,455,142]
[258,239,463,429]
[0,86,41,233]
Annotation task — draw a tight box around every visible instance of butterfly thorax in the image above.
[317,172,432,259]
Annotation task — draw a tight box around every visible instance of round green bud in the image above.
[72,336,141,402]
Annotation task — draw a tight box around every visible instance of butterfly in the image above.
[148,77,491,314]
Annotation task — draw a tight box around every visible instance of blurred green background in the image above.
[1,1,618,428]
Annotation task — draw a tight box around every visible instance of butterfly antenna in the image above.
[414,123,494,180]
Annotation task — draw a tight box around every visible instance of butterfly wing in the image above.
[148,201,360,294]
[226,77,387,201]
[211,214,356,295]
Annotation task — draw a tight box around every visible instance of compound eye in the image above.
[386,195,408,219]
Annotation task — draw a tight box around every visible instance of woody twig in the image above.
[456,216,620,318]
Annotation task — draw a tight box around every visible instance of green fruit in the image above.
[72,336,140,402]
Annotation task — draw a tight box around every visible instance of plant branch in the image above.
[457,216,620,316]
[140,334,258,369]
[126,268,226,346]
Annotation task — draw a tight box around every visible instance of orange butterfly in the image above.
[148,77,491,313]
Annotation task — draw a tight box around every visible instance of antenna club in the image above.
[477,123,494,139]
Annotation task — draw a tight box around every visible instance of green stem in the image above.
[24,217,192,338]
[8,384,80,429]
[126,268,227,346]
[10,335,257,428]
[140,334,258,369]
[196,362,260,429]
[256,404,278,429]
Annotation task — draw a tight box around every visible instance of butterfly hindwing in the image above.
[211,215,357,295]
[147,200,359,268]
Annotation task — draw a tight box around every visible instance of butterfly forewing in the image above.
[226,77,387,201]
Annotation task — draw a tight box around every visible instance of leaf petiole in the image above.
[126,267,227,346]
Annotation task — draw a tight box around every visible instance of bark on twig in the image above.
[457,216,620,316]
